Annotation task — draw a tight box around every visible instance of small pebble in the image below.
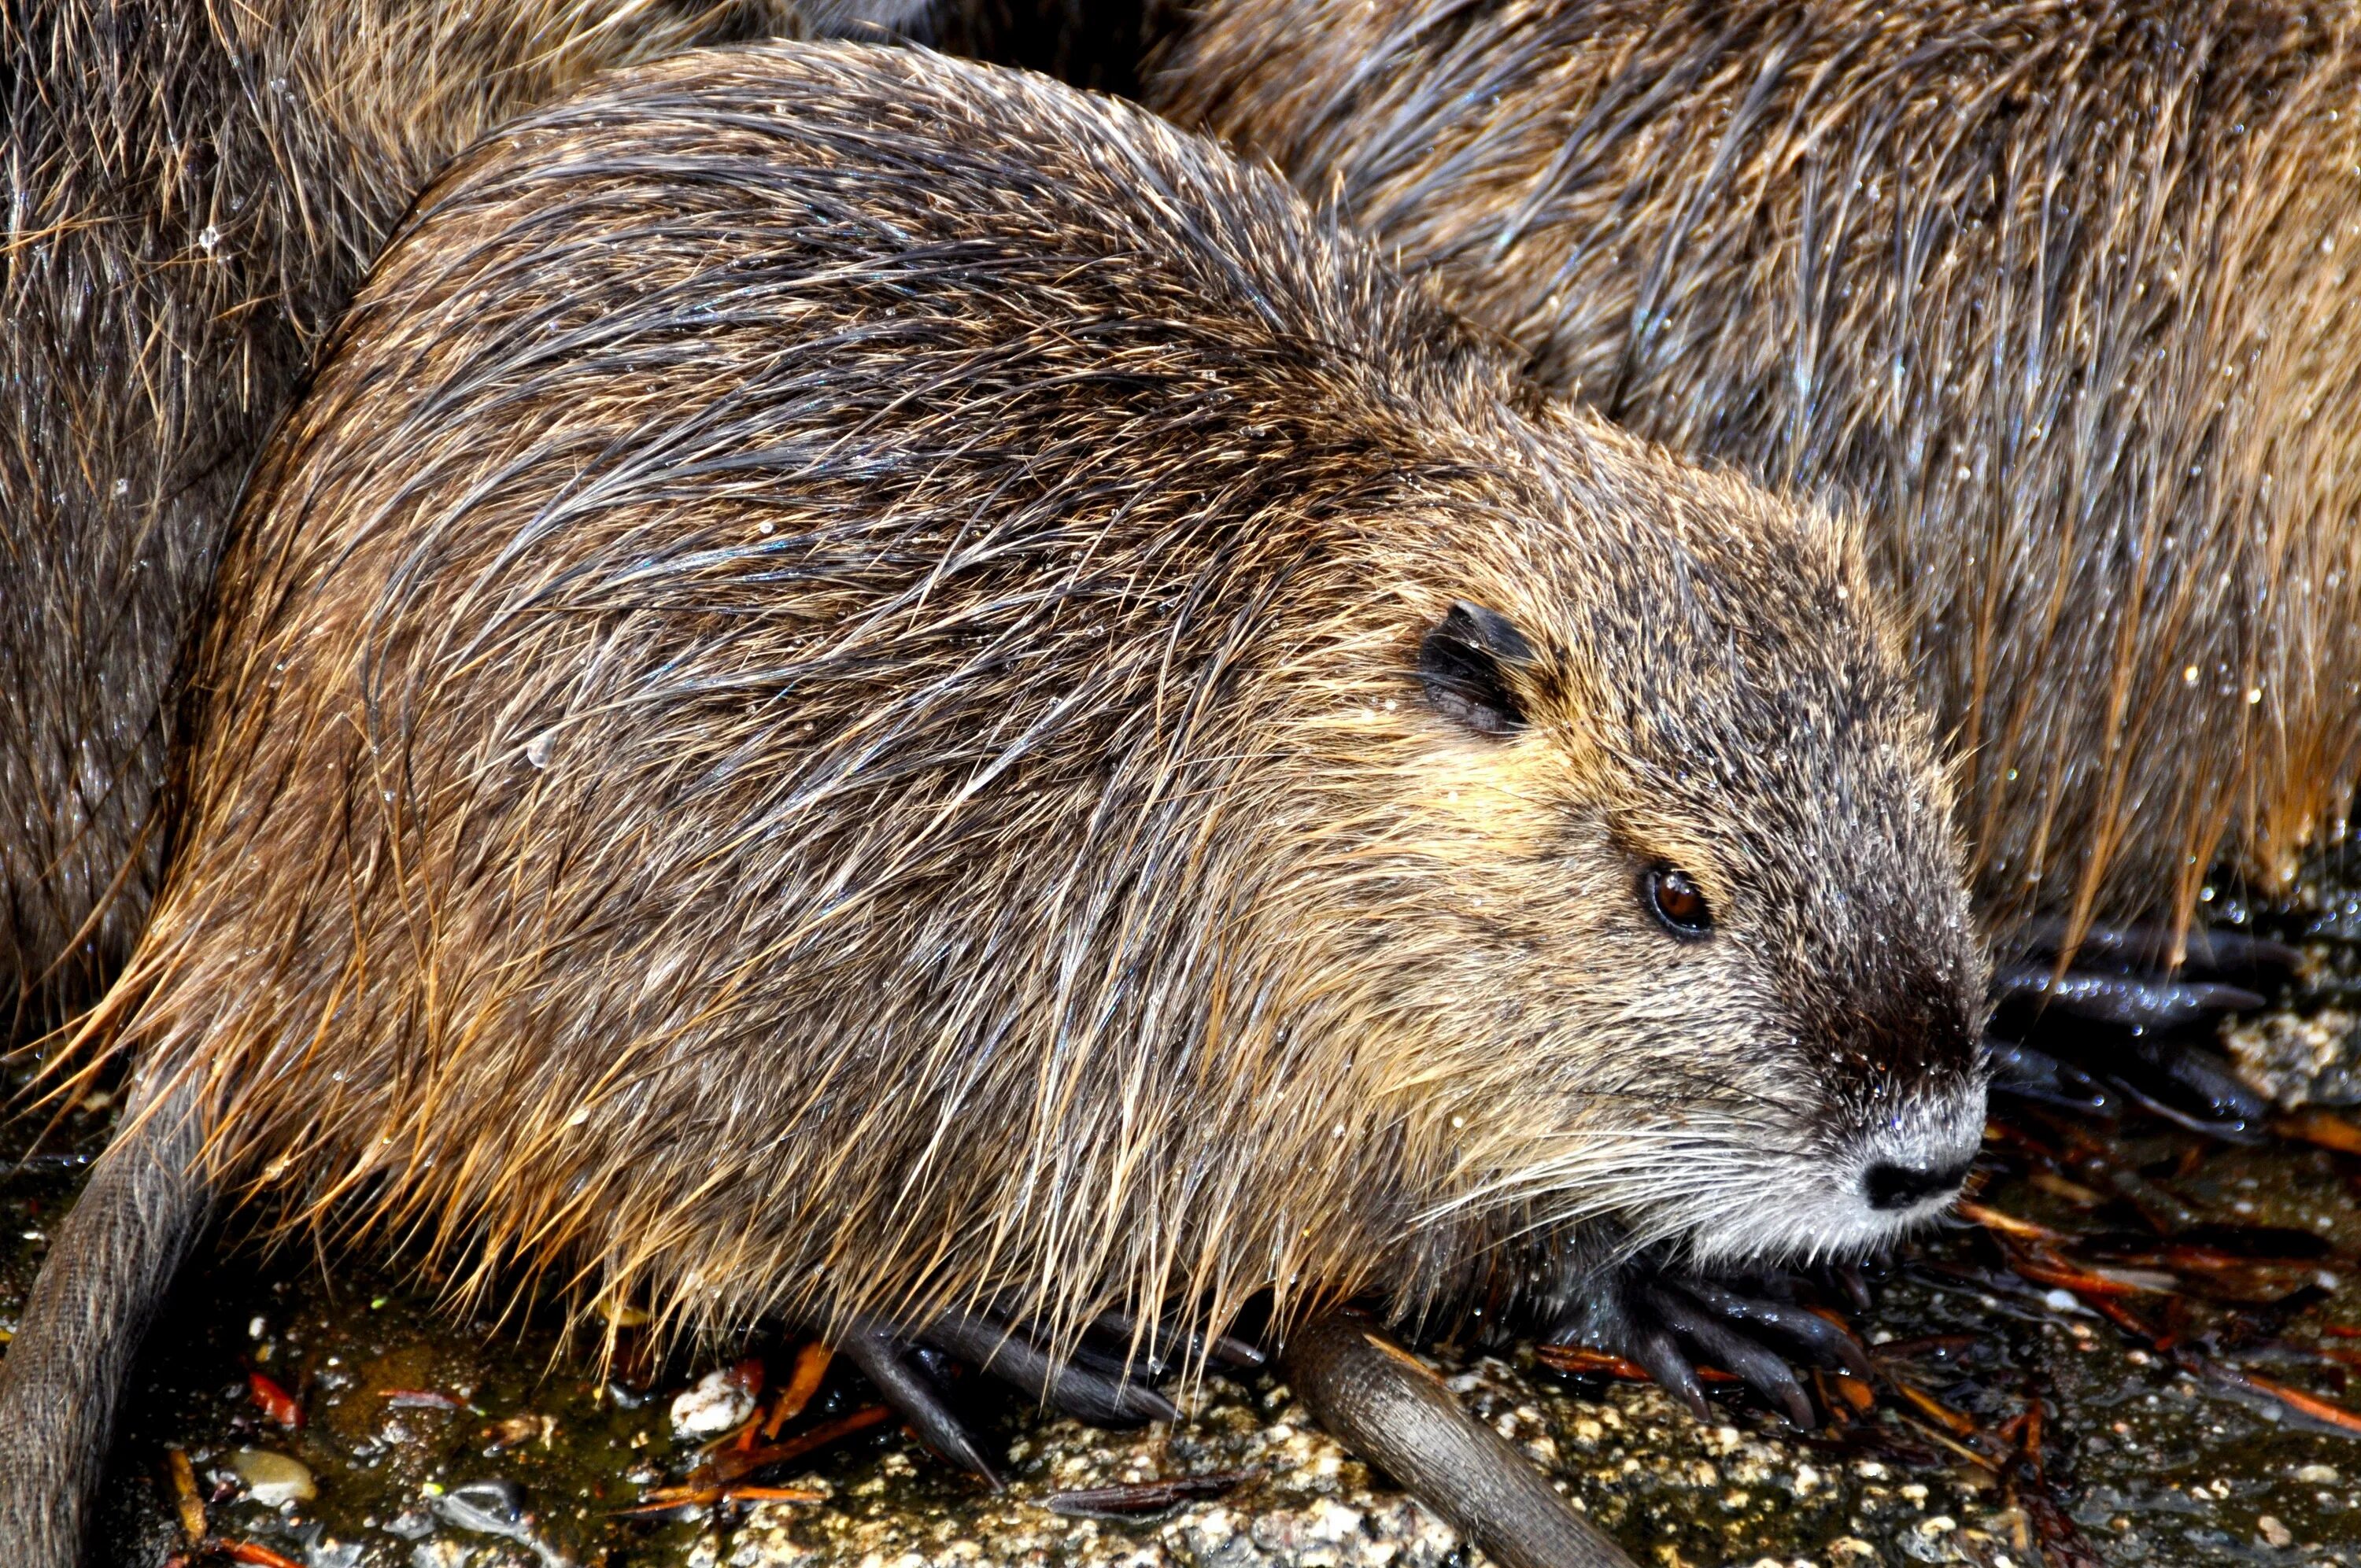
[228,1448,316,1507]
[670,1367,756,1440]
[2259,1515,2293,1548]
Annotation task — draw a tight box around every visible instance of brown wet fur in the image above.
[76,41,1983,1388]
[0,0,921,1035]
[1154,0,2361,947]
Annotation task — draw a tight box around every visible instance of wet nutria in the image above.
[1151,0,2361,961]
[1,39,1986,1559]
[0,0,926,1035]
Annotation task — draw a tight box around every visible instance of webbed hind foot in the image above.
[1553,1262,1870,1428]
[841,1305,1188,1487]
[1988,917,2294,1139]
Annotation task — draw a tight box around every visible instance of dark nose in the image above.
[1863,1156,1973,1212]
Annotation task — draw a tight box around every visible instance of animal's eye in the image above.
[1641,865,1713,939]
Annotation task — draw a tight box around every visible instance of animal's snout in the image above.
[1862,1154,1973,1212]
[1853,1079,1985,1219]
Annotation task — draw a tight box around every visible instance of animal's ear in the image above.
[1417,600,1534,736]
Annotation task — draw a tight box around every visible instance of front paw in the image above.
[1548,1260,1870,1428]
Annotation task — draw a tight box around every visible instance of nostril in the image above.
[1863,1156,1973,1212]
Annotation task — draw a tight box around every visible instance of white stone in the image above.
[671,1367,756,1440]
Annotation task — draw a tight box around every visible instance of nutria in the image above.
[1151,0,2361,974]
[0,39,1986,1561]
[0,0,929,1036]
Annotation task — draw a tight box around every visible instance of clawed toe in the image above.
[841,1317,1007,1485]
[1988,917,2285,1140]
[2012,917,2300,982]
[1084,1306,1267,1376]
[1987,1027,2270,1139]
[924,1306,1179,1427]
[1680,1281,1873,1381]
[1557,1264,1868,1428]
[1614,1306,1708,1420]
[1642,1286,1811,1426]
[1993,916,2292,1029]
[1989,964,2261,1031]
[839,1302,1188,1485]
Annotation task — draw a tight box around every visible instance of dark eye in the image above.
[1642,865,1713,939]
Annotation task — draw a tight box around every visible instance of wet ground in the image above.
[8,883,2361,1566]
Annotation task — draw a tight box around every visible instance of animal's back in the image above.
[1154,0,2361,939]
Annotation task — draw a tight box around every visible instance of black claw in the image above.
[922,1308,1178,1428]
[1683,1283,1873,1382]
[1646,1289,1813,1427]
[1062,1336,1160,1384]
[1554,1258,1868,1429]
[841,1320,1004,1487]
[1989,913,2289,1140]
[1986,1036,2121,1115]
[1991,964,2261,1030]
[1994,1030,2271,1140]
[2180,928,2304,981]
[2015,917,2301,984]
[2101,1046,2270,1143]
[1085,1308,1268,1374]
[2124,1038,2271,1127]
[1623,1310,1709,1422]
[1994,913,2285,1035]
[1204,1332,1269,1371]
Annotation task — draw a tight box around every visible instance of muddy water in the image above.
[6,935,2360,1565]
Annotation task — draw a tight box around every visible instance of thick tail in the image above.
[1283,1313,1640,1568]
[0,1072,213,1566]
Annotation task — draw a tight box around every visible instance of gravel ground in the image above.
[656,1354,2010,1568]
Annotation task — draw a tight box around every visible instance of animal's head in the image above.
[1296,412,1987,1275]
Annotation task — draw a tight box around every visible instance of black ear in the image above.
[1417,600,1534,736]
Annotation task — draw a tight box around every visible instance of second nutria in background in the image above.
[2,39,1984,1562]
[1153,0,2361,968]
[0,0,924,1032]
